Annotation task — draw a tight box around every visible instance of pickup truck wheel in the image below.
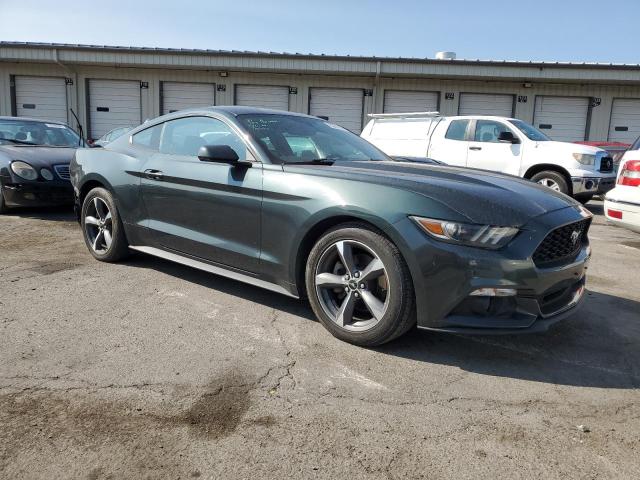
[81,187,129,262]
[531,171,569,195]
[306,223,416,347]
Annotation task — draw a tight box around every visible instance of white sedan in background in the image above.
[605,137,640,233]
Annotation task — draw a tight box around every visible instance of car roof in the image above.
[151,106,315,123]
[0,116,68,125]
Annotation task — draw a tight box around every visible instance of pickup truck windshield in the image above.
[237,114,390,164]
[0,119,81,147]
[509,119,550,142]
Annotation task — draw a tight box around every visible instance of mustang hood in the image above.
[285,160,579,226]
[0,145,77,168]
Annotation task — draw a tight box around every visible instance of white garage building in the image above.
[1,42,640,143]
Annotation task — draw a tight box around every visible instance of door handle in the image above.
[144,169,164,180]
[469,146,482,151]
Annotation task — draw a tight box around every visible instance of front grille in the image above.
[53,164,70,181]
[533,219,590,268]
[599,156,613,173]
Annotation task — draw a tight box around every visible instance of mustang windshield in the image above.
[0,119,81,147]
[508,119,551,142]
[237,114,390,164]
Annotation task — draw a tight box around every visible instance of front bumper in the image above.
[395,206,591,334]
[1,179,74,207]
[571,175,616,195]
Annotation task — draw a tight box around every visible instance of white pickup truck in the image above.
[361,113,617,202]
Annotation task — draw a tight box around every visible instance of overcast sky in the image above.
[1,0,638,63]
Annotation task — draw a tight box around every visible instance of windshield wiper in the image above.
[291,158,335,165]
[0,138,38,146]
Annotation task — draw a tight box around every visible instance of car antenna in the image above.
[69,108,86,146]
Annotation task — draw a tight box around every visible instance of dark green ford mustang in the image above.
[70,107,591,346]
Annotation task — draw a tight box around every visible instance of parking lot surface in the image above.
[1,202,639,479]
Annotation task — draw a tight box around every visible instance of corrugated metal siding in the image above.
[2,59,640,142]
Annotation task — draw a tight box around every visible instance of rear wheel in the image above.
[81,187,129,262]
[305,223,415,347]
[531,170,570,195]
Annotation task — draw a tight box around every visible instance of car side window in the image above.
[283,135,320,160]
[445,120,470,141]
[132,124,163,150]
[474,120,512,143]
[159,116,254,160]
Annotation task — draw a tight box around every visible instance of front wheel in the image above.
[531,170,570,195]
[81,187,129,262]
[305,223,415,347]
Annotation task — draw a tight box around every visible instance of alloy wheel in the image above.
[537,178,561,191]
[314,240,390,332]
[84,197,113,254]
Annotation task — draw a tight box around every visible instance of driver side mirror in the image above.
[498,131,520,144]
[197,145,251,167]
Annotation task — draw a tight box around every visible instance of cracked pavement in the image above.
[1,202,639,479]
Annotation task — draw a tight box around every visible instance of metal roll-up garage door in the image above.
[309,88,364,133]
[383,90,439,113]
[533,96,589,142]
[458,93,514,117]
[88,79,141,140]
[608,98,640,144]
[162,82,215,114]
[15,76,68,124]
[235,85,289,111]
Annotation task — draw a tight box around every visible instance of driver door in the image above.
[139,115,263,273]
[466,120,523,176]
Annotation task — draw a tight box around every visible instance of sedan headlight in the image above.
[10,161,38,180]
[572,153,596,166]
[411,216,519,249]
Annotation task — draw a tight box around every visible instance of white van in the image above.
[361,112,617,202]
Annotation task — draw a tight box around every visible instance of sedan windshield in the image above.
[237,114,390,164]
[0,119,81,147]
[508,119,550,142]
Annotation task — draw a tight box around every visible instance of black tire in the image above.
[530,170,570,195]
[81,187,129,262]
[575,194,594,205]
[305,222,415,347]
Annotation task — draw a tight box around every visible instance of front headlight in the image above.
[411,216,519,249]
[572,153,596,166]
[10,161,38,180]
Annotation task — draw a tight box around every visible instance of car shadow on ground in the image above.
[3,206,76,222]
[122,252,640,390]
[376,290,640,389]
[585,201,604,216]
[122,253,316,321]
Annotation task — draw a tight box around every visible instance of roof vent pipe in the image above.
[435,51,456,60]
